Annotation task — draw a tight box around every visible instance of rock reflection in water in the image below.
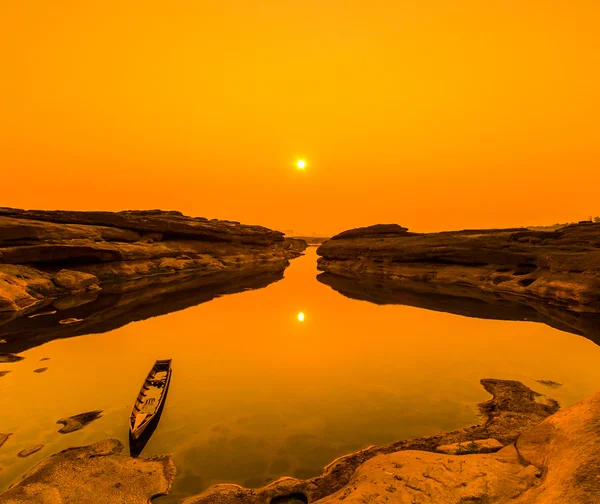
[316,272,600,345]
[0,267,286,355]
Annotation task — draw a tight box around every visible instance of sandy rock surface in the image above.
[0,439,175,504]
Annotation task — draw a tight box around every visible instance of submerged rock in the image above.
[17,445,44,458]
[0,439,175,504]
[435,438,503,455]
[57,410,103,434]
[0,433,11,449]
[534,379,563,389]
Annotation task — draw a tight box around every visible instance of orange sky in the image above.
[2,1,599,235]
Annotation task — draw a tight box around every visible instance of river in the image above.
[1,247,599,501]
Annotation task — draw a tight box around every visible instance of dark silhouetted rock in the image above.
[0,353,24,363]
[57,410,103,434]
[330,224,410,240]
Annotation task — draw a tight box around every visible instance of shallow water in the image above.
[1,248,600,500]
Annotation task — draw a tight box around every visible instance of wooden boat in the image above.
[129,359,172,440]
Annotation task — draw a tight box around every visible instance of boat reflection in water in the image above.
[129,359,173,457]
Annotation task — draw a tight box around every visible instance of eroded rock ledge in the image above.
[0,208,306,327]
[316,223,600,339]
[181,379,559,504]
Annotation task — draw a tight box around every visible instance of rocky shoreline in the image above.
[0,439,175,504]
[1,378,598,503]
[316,223,600,341]
[0,208,306,350]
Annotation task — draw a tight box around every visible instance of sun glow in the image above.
[296,159,306,170]
[297,311,305,322]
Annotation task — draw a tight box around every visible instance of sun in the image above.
[297,311,305,322]
[296,159,306,170]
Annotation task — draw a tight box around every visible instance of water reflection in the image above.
[297,312,305,322]
[0,266,287,355]
[317,272,600,345]
[1,248,600,501]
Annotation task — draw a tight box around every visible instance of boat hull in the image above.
[129,359,172,449]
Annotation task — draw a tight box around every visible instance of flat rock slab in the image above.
[33,367,48,373]
[0,370,11,378]
[436,438,504,455]
[57,410,103,434]
[317,445,540,503]
[0,439,175,504]
[53,270,99,290]
[17,445,44,458]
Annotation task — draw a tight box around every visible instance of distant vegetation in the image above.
[528,216,600,231]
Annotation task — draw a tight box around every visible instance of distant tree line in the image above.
[528,216,599,231]
[552,217,600,226]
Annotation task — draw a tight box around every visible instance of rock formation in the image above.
[2,380,597,503]
[317,222,600,342]
[56,410,103,434]
[181,379,559,504]
[17,445,44,458]
[0,439,175,504]
[314,387,600,503]
[0,208,306,351]
[181,380,600,504]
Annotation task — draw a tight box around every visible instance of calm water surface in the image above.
[2,248,600,500]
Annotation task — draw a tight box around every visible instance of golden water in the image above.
[1,248,599,500]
